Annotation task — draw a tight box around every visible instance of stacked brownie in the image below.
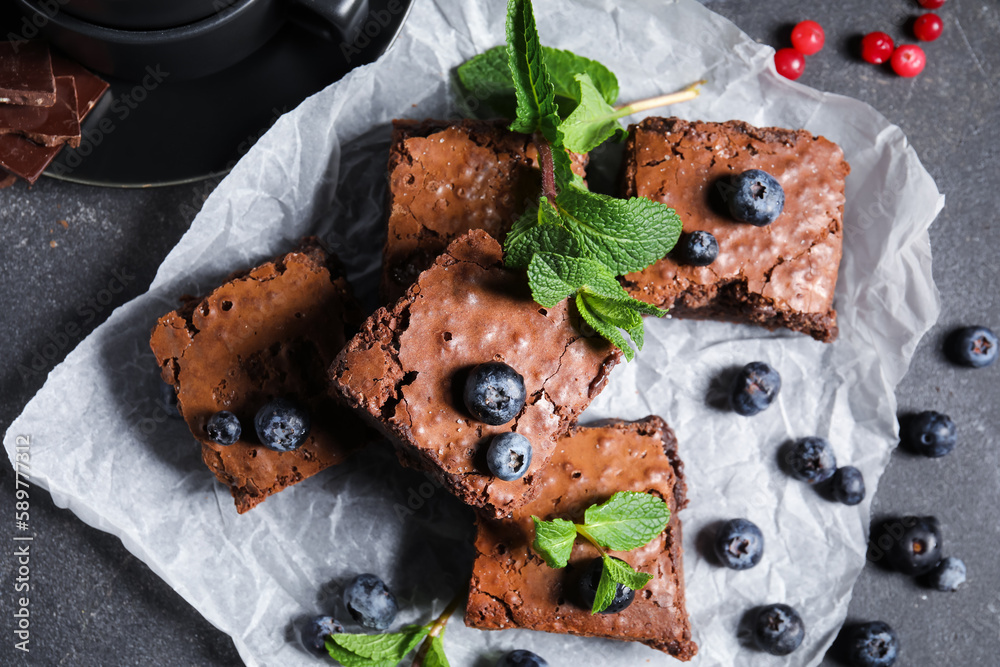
[151,114,852,657]
[0,42,109,185]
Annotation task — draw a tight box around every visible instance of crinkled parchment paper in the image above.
[4,0,942,665]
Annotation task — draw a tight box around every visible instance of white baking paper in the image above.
[4,0,942,665]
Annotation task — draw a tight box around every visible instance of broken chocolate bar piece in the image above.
[0,76,80,147]
[0,41,56,107]
[52,55,110,117]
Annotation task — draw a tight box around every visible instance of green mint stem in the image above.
[533,133,558,204]
[613,79,705,116]
[410,591,464,667]
[575,524,608,555]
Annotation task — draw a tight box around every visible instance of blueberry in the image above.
[727,169,785,226]
[787,437,837,484]
[885,516,942,576]
[301,615,343,654]
[343,574,398,630]
[486,432,532,481]
[752,603,804,656]
[900,411,956,458]
[496,649,549,667]
[577,557,635,614]
[714,518,764,570]
[464,362,527,426]
[254,398,310,452]
[677,230,719,266]
[926,556,966,591]
[945,325,998,368]
[728,361,781,416]
[206,411,241,446]
[830,466,865,505]
[846,621,899,667]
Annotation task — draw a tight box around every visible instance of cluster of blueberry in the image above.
[675,168,784,268]
[302,574,398,651]
[205,397,311,452]
[463,361,533,481]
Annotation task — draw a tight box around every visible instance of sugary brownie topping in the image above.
[150,239,369,513]
[332,230,620,519]
[382,119,586,301]
[621,117,849,342]
[465,417,696,660]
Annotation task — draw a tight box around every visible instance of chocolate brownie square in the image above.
[381,119,586,302]
[465,416,696,660]
[620,117,849,342]
[330,229,620,519]
[150,238,370,513]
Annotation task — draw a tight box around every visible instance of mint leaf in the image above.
[424,634,450,667]
[506,0,559,141]
[531,516,577,568]
[602,555,654,592]
[505,199,580,270]
[457,45,618,120]
[583,491,671,551]
[551,144,585,192]
[327,626,429,666]
[592,557,620,614]
[542,47,618,111]
[576,292,635,361]
[555,186,683,276]
[559,73,628,154]
[526,252,615,308]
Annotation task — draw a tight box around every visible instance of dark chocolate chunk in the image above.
[0,41,56,107]
[0,76,80,148]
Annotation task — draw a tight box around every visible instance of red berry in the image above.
[891,44,927,77]
[913,13,944,41]
[774,48,806,80]
[861,32,895,64]
[791,20,825,56]
[919,0,945,8]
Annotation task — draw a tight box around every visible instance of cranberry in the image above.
[791,20,825,56]
[774,48,806,80]
[919,0,946,8]
[891,44,927,77]
[861,32,895,64]
[913,13,944,41]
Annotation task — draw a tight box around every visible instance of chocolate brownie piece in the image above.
[465,416,696,660]
[150,238,370,513]
[381,119,587,302]
[331,229,620,519]
[620,117,849,342]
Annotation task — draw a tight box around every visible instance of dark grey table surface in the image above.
[1,0,997,665]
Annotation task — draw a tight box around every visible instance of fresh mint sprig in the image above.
[325,595,461,667]
[531,491,670,613]
[457,44,619,120]
[458,0,703,360]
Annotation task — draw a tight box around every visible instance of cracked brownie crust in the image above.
[381,119,586,302]
[149,238,370,513]
[330,230,620,519]
[620,117,849,342]
[465,416,696,660]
